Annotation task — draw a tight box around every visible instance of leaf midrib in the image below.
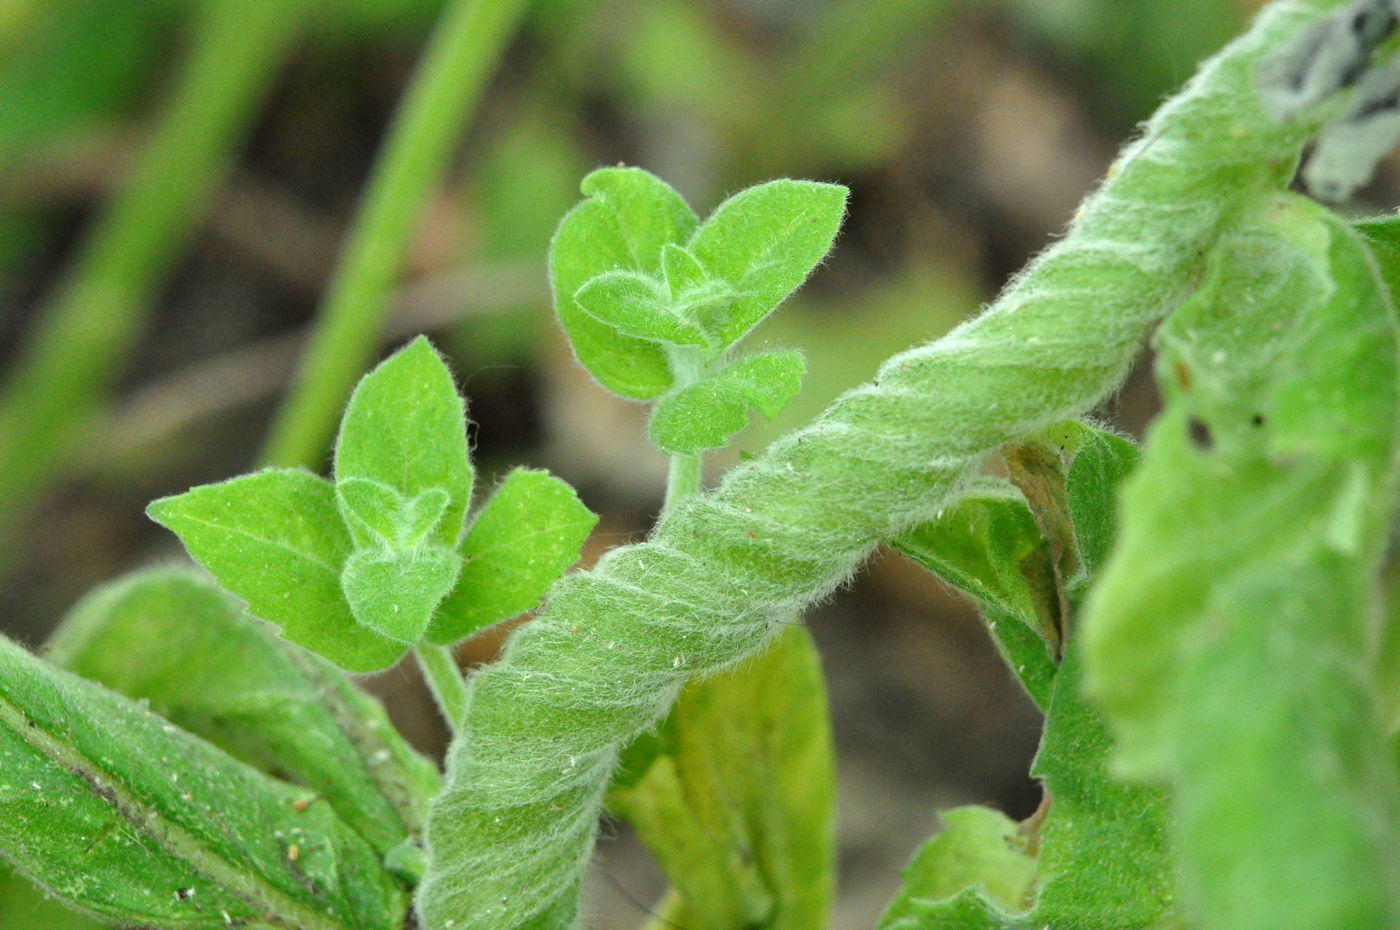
[0,686,361,930]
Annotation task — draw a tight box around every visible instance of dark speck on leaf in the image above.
[1187,416,1213,450]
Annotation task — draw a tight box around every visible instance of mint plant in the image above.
[5,0,1400,928]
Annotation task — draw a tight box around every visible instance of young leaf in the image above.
[1026,644,1176,929]
[551,167,699,399]
[46,569,441,856]
[723,349,806,418]
[876,806,1036,930]
[0,633,404,930]
[573,269,711,347]
[1064,429,1139,578]
[648,377,749,455]
[661,241,707,298]
[890,480,1059,709]
[647,349,807,455]
[342,544,461,644]
[427,468,597,644]
[687,179,847,348]
[334,336,472,549]
[147,468,405,672]
[339,480,452,553]
[608,626,835,930]
[336,476,405,545]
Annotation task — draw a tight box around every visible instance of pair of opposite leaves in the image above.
[551,167,848,454]
[148,338,597,672]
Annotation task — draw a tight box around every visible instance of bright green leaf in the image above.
[609,626,835,929]
[147,468,404,672]
[334,336,472,549]
[342,544,461,644]
[550,167,699,399]
[336,477,403,545]
[661,241,707,298]
[648,350,808,455]
[648,377,750,455]
[1027,643,1176,929]
[0,633,404,930]
[1084,198,1400,776]
[428,468,597,644]
[1170,556,1400,930]
[876,806,1036,930]
[1064,429,1139,578]
[573,269,711,347]
[46,569,440,856]
[400,487,452,547]
[891,479,1058,709]
[687,179,848,347]
[723,349,806,418]
[338,479,451,552]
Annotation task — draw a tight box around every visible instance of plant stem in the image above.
[0,0,302,563]
[662,345,707,510]
[664,454,703,510]
[259,0,530,470]
[416,643,470,732]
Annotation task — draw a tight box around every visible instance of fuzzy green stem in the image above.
[0,0,302,564]
[662,345,708,510]
[416,644,470,732]
[417,3,1348,927]
[664,454,703,511]
[259,0,530,470]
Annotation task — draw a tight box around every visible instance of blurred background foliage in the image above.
[0,0,1351,926]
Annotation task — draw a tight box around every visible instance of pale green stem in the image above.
[663,454,703,511]
[416,643,470,732]
[0,0,302,565]
[662,345,708,511]
[259,0,530,470]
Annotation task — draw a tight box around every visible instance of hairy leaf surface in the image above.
[686,179,848,347]
[550,167,699,398]
[1083,196,1400,929]
[429,468,597,643]
[607,626,834,930]
[46,569,440,857]
[875,806,1035,930]
[0,634,404,929]
[342,544,461,644]
[147,469,403,672]
[648,350,806,455]
[334,336,472,549]
[572,269,711,347]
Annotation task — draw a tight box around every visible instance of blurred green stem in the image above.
[260,0,531,470]
[416,643,469,732]
[0,1,302,561]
